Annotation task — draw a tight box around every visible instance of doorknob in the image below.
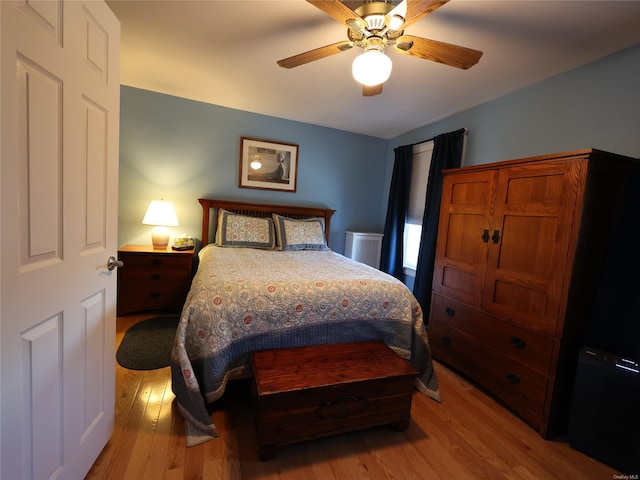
[107,256,124,271]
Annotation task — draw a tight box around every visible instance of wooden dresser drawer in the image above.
[117,277,190,311]
[430,319,547,430]
[431,293,555,375]
[118,269,190,284]
[119,252,192,271]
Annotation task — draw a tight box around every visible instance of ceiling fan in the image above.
[277,0,483,97]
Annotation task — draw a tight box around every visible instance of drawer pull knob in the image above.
[482,229,490,243]
[150,274,161,281]
[442,336,453,346]
[492,229,500,244]
[511,336,526,349]
[149,292,161,299]
[151,258,162,266]
[506,371,521,385]
[316,396,369,419]
[445,307,455,317]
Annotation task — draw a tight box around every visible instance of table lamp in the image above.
[142,200,179,250]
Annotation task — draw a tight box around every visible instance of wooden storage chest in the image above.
[250,341,419,460]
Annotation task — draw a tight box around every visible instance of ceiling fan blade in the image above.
[363,83,383,97]
[277,41,353,69]
[306,0,367,34]
[403,0,450,29]
[394,35,482,69]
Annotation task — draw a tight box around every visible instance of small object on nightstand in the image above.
[172,235,195,250]
[171,245,194,251]
[117,244,194,316]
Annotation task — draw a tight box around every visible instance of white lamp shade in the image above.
[352,50,392,86]
[142,200,179,249]
[142,200,179,227]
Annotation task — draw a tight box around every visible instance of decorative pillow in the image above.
[216,209,276,249]
[272,214,329,251]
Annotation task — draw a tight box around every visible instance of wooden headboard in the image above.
[198,198,336,247]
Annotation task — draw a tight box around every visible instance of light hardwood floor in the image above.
[86,314,620,479]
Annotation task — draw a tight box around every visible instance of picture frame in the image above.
[239,137,299,192]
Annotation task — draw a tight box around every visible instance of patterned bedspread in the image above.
[170,245,441,446]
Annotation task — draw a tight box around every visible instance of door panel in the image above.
[22,314,63,480]
[432,170,495,307]
[17,56,63,268]
[1,1,120,478]
[483,162,584,334]
[83,99,109,250]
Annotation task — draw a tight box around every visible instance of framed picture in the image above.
[239,137,299,192]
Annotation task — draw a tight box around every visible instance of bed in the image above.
[170,199,441,446]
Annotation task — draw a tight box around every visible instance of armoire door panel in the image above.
[432,171,494,307]
[440,264,480,300]
[490,280,548,329]
[483,163,583,333]
[444,213,487,264]
[503,170,566,207]
[497,215,559,277]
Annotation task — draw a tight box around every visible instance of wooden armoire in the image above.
[428,148,638,438]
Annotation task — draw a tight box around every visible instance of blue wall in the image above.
[119,44,640,252]
[388,43,640,180]
[118,88,388,252]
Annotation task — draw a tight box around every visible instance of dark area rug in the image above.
[116,316,179,370]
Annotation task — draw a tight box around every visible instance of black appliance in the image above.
[568,347,640,474]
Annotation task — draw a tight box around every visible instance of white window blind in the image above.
[407,140,434,225]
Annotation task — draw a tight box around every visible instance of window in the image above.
[403,223,422,270]
[403,141,434,275]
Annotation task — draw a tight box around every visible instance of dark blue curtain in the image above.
[380,144,413,280]
[412,129,465,320]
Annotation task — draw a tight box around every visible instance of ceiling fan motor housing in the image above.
[348,1,403,42]
[355,0,397,19]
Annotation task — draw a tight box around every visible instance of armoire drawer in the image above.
[430,293,555,375]
[430,319,547,430]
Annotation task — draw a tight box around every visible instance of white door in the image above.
[1,1,120,478]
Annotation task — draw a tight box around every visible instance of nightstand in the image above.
[117,245,194,316]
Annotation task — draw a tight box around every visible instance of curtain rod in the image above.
[411,127,468,147]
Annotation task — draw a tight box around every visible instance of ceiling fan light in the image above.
[388,14,404,31]
[352,50,392,86]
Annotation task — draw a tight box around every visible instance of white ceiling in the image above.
[107,0,640,139]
